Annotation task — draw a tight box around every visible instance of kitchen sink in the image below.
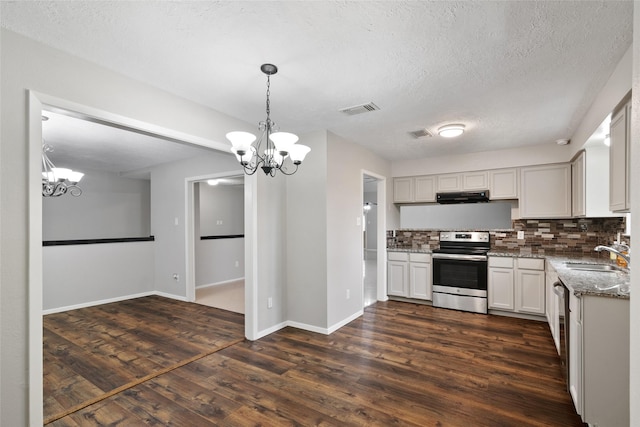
[563,262,626,272]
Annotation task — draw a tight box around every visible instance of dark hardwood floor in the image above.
[46,298,584,426]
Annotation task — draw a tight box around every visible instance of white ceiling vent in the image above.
[339,102,380,116]
[408,129,433,139]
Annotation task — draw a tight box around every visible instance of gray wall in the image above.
[198,182,244,236]
[400,202,512,230]
[364,190,378,251]
[43,242,154,312]
[150,154,240,297]
[43,169,150,240]
[195,181,244,287]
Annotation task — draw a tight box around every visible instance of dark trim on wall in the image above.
[200,234,245,240]
[43,236,155,246]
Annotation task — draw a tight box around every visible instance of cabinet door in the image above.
[414,176,436,202]
[545,268,560,354]
[489,168,518,199]
[393,178,414,203]
[436,173,462,192]
[569,293,583,416]
[462,171,488,191]
[572,151,586,217]
[609,104,629,212]
[488,267,514,310]
[387,261,408,296]
[520,164,572,218]
[409,262,432,300]
[516,269,545,314]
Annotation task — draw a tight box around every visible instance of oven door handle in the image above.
[432,253,487,262]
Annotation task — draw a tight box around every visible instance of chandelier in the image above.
[226,64,310,177]
[41,142,84,197]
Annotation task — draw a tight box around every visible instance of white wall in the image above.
[195,239,245,287]
[0,29,254,426]
[43,242,154,312]
[364,190,378,252]
[286,131,329,328]
[43,169,150,240]
[326,132,391,328]
[150,154,240,298]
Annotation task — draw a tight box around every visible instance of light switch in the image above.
[517,231,524,240]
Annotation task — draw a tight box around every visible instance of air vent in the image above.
[338,102,380,116]
[408,129,433,139]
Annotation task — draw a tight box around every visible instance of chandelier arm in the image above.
[277,162,300,176]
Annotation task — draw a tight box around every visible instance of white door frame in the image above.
[361,170,388,304]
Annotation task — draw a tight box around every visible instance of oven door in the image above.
[432,253,488,297]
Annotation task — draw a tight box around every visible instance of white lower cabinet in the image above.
[488,257,545,315]
[569,293,629,426]
[387,252,431,300]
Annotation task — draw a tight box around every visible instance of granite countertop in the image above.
[387,247,432,253]
[546,256,630,299]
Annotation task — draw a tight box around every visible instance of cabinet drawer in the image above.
[517,258,545,270]
[409,253,431,263]
[489,257,514,268]
[388,252,409,261]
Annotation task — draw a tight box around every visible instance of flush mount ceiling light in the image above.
[437,124,465,138]
[41,116,84,197]
[226,63,311,177]
[556,138,570,145]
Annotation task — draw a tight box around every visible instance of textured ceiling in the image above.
[1,1,634,165]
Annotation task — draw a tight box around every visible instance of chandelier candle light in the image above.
[41,142,84,197]
[227,64,310,176]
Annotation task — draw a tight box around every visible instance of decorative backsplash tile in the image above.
[388,217,628,259]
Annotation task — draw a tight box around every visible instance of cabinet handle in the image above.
[553,281,566,297]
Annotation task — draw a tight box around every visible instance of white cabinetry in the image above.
[520,164,572,218]
[488,257,514,310]
[569,293,629,426]
[609,101,631,212]
[488,257,545,316]
[545,265,560,354]
[387,252,431,300]
[436,173,462,192]
[462,171,488,191]
[393,178,414,203]
[393,176,436,203]
[571,151,586,217]
[489,168,518,199]
[515,258,545,314]
[414,176,436,202]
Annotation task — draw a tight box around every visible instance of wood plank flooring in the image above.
[46,298,585,426]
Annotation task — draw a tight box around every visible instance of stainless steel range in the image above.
[432,231,489,314]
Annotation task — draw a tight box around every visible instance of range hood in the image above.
[436,190,490,204]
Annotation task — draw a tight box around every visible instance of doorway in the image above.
[189,175,245,313]
[363,174,379,306]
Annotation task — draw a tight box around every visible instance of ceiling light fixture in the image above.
[226,63,311,177]
[556,138,570,145]
[604,134,611,147]
[41,143,84,197]
[438,124,465,138]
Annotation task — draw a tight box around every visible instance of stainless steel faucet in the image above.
[594,245,631,265]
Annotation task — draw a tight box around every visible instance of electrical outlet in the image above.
[267,297,273,309]
[356,217,361,226]
[346,289,350,299]
[517,231,524,240]
[172,273,179,281]
[235,260,239,267]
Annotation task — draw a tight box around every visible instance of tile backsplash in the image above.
[388,217,628,259]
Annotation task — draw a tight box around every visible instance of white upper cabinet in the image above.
[572,151,586,217]
[489,168,518,199]
[393,177,414,203]
[436,173,462,192]
[462,171,488,191]
[520,164,572,218]
[609,100,631,212]
[414,176,436,202]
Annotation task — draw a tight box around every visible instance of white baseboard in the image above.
[255,321,289,339]
[196,277,244,290]
[254,309,365,339]
[42,290,188,315]
[327,309,364,334]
